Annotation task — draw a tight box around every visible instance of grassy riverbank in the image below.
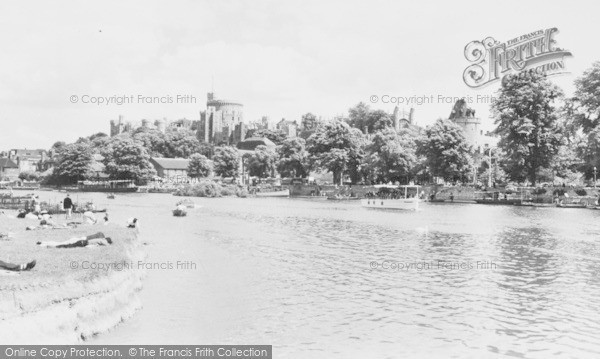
[0,216,137,286]
[0,212,145,342]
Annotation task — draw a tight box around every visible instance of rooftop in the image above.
[0,158,18,168]
[237,137,276,151]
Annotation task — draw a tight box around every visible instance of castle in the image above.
[198,93,244,145]
[448,99,495,153]
[110,92,246,145]
[109,115,197,136]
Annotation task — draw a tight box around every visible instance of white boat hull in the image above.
[255,190,289,197]
[361,198,420,210]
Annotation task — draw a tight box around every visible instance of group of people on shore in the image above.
[0,193,140,272]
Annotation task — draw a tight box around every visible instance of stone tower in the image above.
[392,106,415,131]
[110,115,125,136]
[449,99,482,151]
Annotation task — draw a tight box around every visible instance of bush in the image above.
[236,187,248,198]
[532,188,547,195]
[174,180,222,198]
[173,180,248,198]
[220,186,235,196]
[575,188,587,196]
[19,171,41,181]
[553,189,566,196]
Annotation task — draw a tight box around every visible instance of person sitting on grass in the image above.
[83,211,98,224]
[36,232,112,248]
[127,218,139,230]
[0,259,36,271]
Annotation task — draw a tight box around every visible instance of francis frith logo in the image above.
[463,28,572,88]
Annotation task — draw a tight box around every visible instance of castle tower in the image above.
[449,99,482,151]
[392,106,400,132]
[200,92,243,145]
[155,118,167,133]
[110,115,124,136]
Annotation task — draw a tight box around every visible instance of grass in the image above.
[0,211,139,290]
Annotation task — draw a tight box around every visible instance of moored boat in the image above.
[77,180,138,192]
[176,199,197,209]
[255,189,289,197]
[361,185,422,211]
[0,195,31,210]
[327,195,360,201]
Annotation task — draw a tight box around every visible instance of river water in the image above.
[68,192,600,358]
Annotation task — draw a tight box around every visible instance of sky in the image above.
[0,0,599,150]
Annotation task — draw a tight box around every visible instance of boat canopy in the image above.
[373,184,421,189]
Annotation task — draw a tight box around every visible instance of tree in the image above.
[247,145,277,178]
[50,141,66,154]
[161,130,202,158]
[568,62,600,179]
[492,70,563,185]
[368,110,394,132]
[299,113,319,139]
[416,119,472,182]
[198,142,215,159]
[53,143,94,184]
[213,146,240,177]
[306,120,364,184]
[571,61,600,133]
[132,128,167,156]
[277,137,309,177]
[347,103,396,134]
[187,154,212,178]
[19,171,41,182]
[102,138,156,183]
[364,128,417,184]
[347,102,371,133]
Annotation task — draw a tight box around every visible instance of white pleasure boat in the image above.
[361,185,422,211]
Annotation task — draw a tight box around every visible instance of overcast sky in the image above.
[0,0,598,150]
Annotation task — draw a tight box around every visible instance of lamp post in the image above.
[594,166,597,188]
[488,147,493,188]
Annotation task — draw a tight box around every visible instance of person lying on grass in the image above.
[0,232,14,240]
[36,232,112,248]
[0,259,36,271]
[26,220,77,231]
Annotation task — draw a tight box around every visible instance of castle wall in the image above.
[453,117,482,151]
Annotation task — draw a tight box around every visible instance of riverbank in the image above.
[0,214,145,343]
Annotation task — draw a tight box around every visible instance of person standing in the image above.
[63,194,73,219]
[32,195,41,214]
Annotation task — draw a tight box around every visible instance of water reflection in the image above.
[75,194,600,358]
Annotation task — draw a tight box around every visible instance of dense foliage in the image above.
[187,154,212,178]
[416,119,472,182]
[492,70,562,185]
[213,146,240,177]
[38,62,600,187]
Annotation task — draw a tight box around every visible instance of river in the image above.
[58,192,600,358]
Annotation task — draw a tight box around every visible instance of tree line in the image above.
[45,61,600,187]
